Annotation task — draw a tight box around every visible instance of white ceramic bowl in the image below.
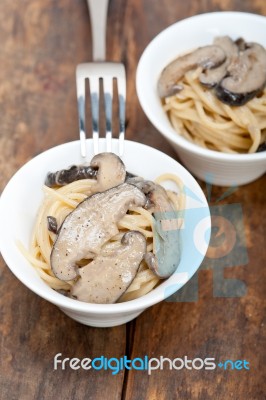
[136,12,266,186]
[0,139,210,327]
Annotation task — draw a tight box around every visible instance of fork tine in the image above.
[117,67,126,156]
[78,0,126,158]
[76,63,126,157]
[76,66,86,158]
[103,77,113,152]
[90,78,100,155]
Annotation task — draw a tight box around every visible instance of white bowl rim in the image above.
[0,139,211,314]
[136,11,266,162]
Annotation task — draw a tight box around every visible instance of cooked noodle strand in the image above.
[164,69,266,153]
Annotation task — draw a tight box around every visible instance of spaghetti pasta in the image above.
[21,173,185,302]
[164,68,266,153]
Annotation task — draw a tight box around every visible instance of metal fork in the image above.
[76,0,126,158]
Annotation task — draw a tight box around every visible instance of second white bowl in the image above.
[136,12,266,186]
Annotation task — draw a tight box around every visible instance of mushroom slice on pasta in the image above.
[45,164,97,187]
[158,45,226,98]
[89,152,126,192]
[128,178,181,279]
[71,231,146,304]
[45,152,136,189]
[200,36,238,87]
[50,183,146,281]
[216,42,266,106]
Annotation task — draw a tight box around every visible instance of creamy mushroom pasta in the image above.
[158,36,266,153]
[20,153,185,304]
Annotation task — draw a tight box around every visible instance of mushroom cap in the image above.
[50,183,146,281]
[71,231,146,304]
[158,45,226,98]
[90,152,126,193]
[199,36,238,87]
[215,42,266,105]
[45,152,126,189]
[45,164,97,187]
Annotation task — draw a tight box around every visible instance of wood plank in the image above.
[0,1,126,399]
[0,268,126,400]
[122,0,266,399]
[0,0,266,398]
[124,179,266,400]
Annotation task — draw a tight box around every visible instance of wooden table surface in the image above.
[0,1,265,399]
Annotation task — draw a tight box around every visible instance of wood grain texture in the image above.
[0,270,126,400]
[0,0,265,399]
[124,179,266,400]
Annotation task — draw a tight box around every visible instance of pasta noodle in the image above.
[164,68,266,153]
[21,174,185,302]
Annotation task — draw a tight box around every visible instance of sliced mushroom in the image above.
[47,216,58,234]
[128,178,181,278]
[45,153,129,189]
[51,183,146,281]
[200,36,238,87]
[158,45,226,98]
[45,164,97,187]
[71,231,146,304]
[90,152,126,192]
[215,42,266,106]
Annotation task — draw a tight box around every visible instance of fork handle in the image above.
[87,0,109,61]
